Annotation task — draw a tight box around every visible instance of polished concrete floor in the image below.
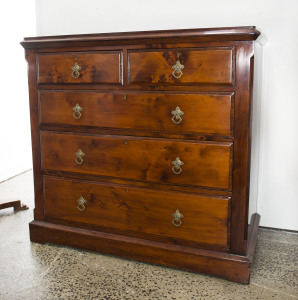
[0,171,297,300]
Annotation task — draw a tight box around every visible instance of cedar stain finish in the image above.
[44,177,230,248]
[22,26,261,284]
[128,48,234,86]
[38,52,122,84]
[39,92,233,136]
[41,132,232,190]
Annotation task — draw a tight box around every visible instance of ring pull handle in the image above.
[172,157,184,175]
[172,60,184,79]
[73,103,83,119]
[75,148,85,165]
[77,196,87,212]
[171,106,184,124]
[172,209,184,227]
[71,62,81,79]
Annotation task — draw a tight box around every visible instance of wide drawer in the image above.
[38,51,122,84]
[41,132,233,190]
[39,91,233,136]
[44,177,230,248]
[128,48,234,86]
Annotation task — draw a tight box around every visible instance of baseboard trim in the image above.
[259,226,298,234]
[0,169,32,184]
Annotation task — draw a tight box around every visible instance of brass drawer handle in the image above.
[171,106,184,124]
[73,103,83,119]
[71,62,81,79]
[172,209,183,227]
[75,148,85,164]
[172,157,184,175]
[77,196,87,212]
[172,60,184,79]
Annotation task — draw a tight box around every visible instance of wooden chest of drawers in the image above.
[21,26,261,283]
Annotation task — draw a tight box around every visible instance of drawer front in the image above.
[38,51,122,84]
[128,48,234,86]
[40,92,233,136]
[44,177,230,248]
[41,132,232,190]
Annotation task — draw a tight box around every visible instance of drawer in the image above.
[44,177,230,248]
[40,92,233,136]
[38,51,122,84]
[41,132,233,190]
[128,48,234,86]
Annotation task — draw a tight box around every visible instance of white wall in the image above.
[35,0,298,230]
[0,0,36,182]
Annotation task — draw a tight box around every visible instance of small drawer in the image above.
[44,177,230,248]
[41,132,233,190]
[128,47,234,86]
[38,51,122,84]
[39,91,233,137]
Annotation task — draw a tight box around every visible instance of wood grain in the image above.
[21,26,260,49]
[128,48,234,86]
[39,91,233,136]
[230,42,254,255]
[38,51,122,84]
[22,27,261,283]
[41,132,233,190]
[42,170,233,197]
[25,50,44,220]
[44,176,230,248]
[30,220,254,283]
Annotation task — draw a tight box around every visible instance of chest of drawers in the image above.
[22,26,261,283]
